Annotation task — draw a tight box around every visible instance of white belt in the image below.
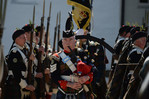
[8,70,13,76]
[58,87,84,95]
[114,59,118,63]
[61,75,79,82]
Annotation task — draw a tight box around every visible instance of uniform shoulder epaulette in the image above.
[11,47,18,53]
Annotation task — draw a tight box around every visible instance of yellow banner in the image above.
[67,0,91,30]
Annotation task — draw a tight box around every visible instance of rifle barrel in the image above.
[42,0,45,18]
[49,2,52,18]
[45,1,52,52]
[52,13,58,53]
[33,5,35,29]
[57,11,61,52]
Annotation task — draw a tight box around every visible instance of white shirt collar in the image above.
[13,43,24,50]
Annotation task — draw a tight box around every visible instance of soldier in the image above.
[122,31,147,98]
[4,29,35,99]
[22,24,47,98]
[35,25,54,98]
[108,25,132,84]
[107,31,147,99]
[22,24,44,80]
[35,25,41,44]
[140,46,149,80]
[128,44,149,99]
[50,30,93,99]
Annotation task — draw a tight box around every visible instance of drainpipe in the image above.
[121,0,125,26]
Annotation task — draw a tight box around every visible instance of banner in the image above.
[67,0,92,30]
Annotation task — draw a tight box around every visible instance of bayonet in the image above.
[42,0,45,19]
[45,1,52,52]
[39,0,45,46]
[32,5,35,29]
[57,11,61,52]
[52,13,58,54]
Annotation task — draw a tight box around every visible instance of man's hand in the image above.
[29,54,35,61]
[25,85,35,92]
[35,72,43,78]
[44,68,50,74]
[38,46,45,55]
[66,82,82,90]
[78,76,90,84]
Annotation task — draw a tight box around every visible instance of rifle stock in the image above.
[44,1,52,85]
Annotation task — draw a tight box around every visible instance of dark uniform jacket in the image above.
[5,43,29,99]
[114,37,125,56]
[127,45,143,63]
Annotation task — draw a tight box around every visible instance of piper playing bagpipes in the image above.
[50,30,93,99]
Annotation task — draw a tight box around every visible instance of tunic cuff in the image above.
[19,79,27,89]
[58,80,68,90]
[85,72,93,84]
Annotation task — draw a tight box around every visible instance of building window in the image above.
[138,0,149,8]
[140,0,148,3]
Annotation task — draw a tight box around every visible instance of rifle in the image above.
[0,0,8,99]
[37,0,46,98]
[27,5,36,99]
[57,12,61,52]
[52,13,58,54]
[106,40,132,99]
[117,40,133,98]
[0,0,7,44]
[43,1,52,92]
[122,57,145,99]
